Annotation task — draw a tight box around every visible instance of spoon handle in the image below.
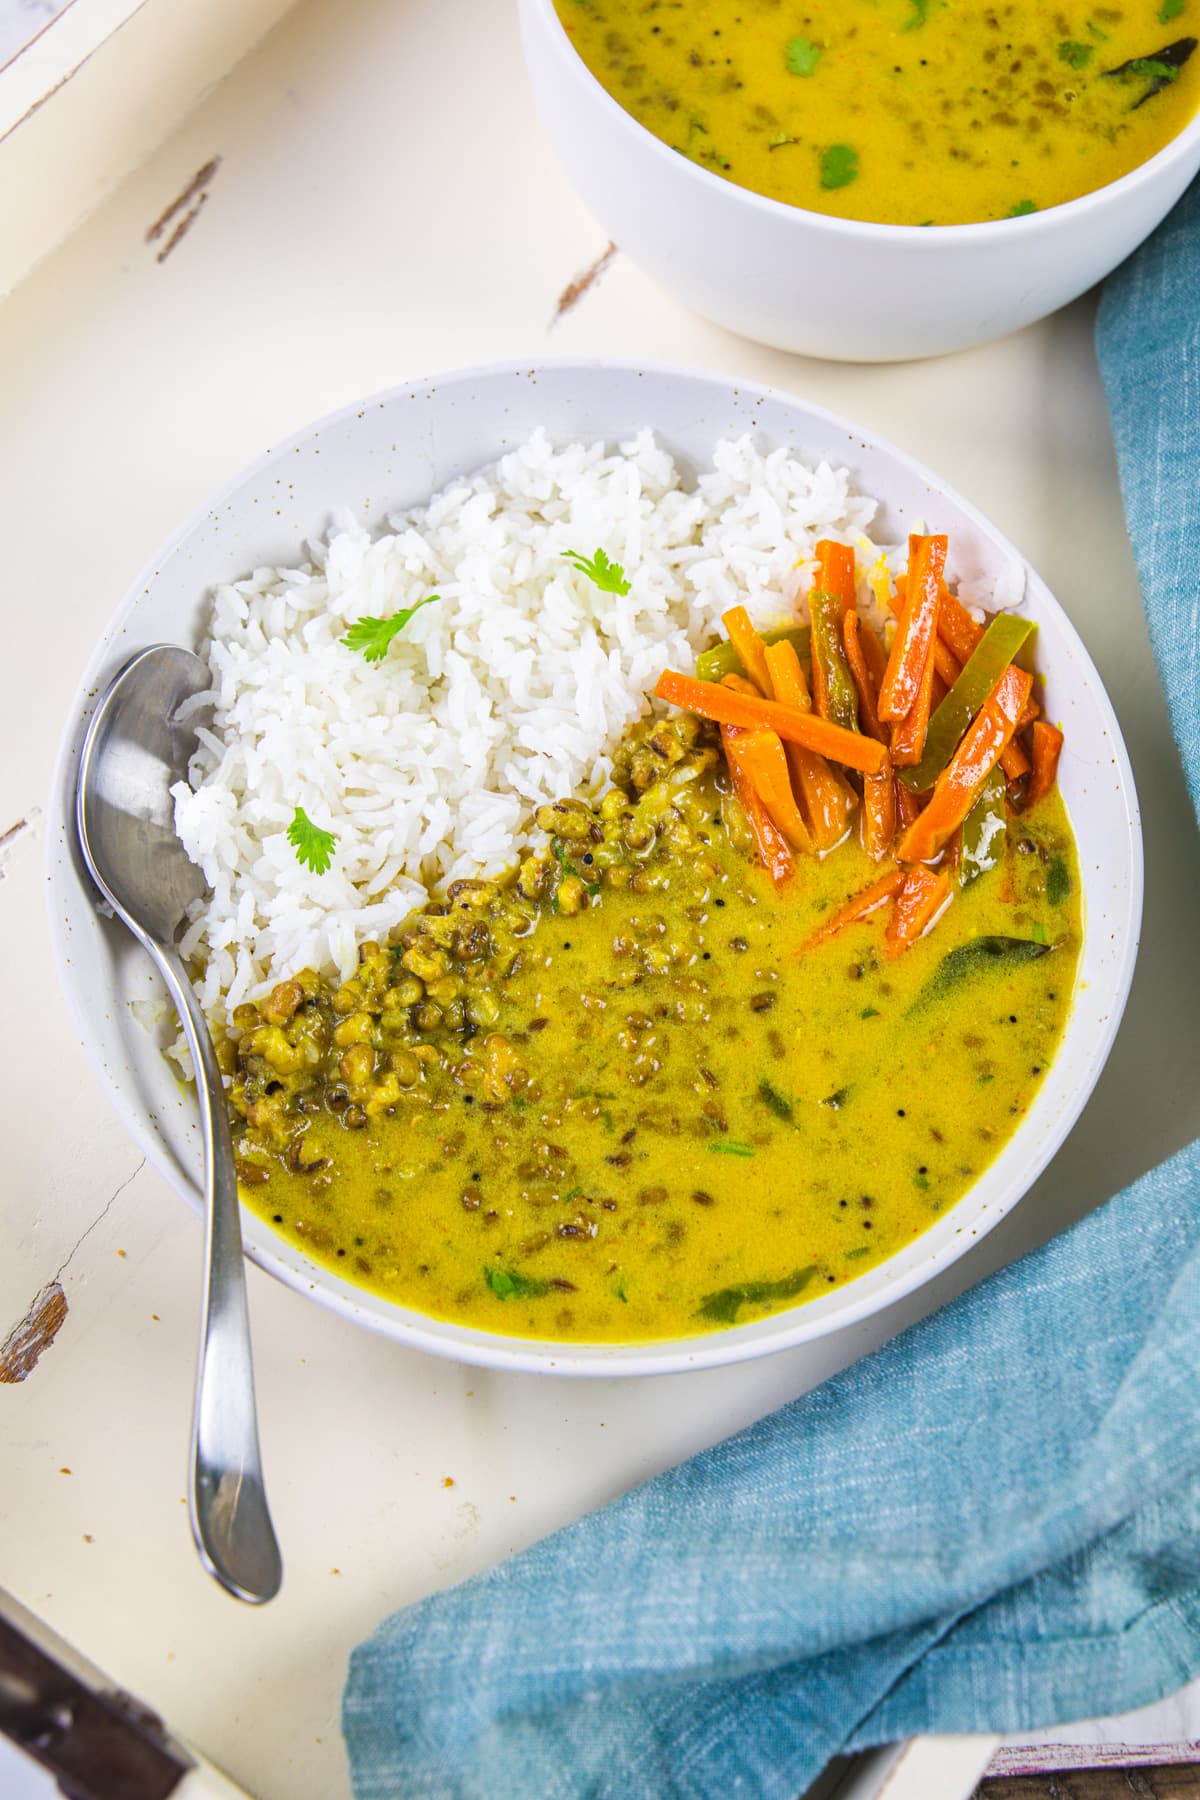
[155,946,283,1604]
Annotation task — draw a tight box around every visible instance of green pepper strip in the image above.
[960,767,1007,886]
[899,613,1036,793]
[808,592,860,734]
[695,625,811,686]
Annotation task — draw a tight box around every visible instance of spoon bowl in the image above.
[76,645,282,1604]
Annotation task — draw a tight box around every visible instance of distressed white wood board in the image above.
[0,0,1198,1795]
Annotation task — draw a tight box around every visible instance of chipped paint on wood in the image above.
[552,240,618,324]
[146,155,221,260]
[155,190,209,263]
[0,1281,68,1383]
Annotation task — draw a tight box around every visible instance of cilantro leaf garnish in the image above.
[1160,0,1185,21]
[551,838,601,896]
[707,1141,756,1158]
[902,0,931,29]
[286,806,337,874]
[562,547,632,595]
[1008,198,1038,216]
[785,35,823,76]
[340,594,440,662]
[485,1266,551,1301]
[1058,39,1094,67]
[819,144,859,190]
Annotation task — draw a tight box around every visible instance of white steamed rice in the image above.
[172,428,1013,1018]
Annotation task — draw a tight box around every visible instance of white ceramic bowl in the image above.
[47,360,1142,1375]
[520,0,1200,362]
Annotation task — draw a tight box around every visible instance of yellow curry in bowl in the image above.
[224,535,1081,1345]
[552,0,1200,225]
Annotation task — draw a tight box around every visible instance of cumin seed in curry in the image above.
[553,0,1200,225]
[227,712,1081,1344]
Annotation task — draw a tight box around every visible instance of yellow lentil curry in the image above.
[553,0,1200,225]
[227,714,1081,1343]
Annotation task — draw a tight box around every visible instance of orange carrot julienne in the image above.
[895,777,922,830]
[857,611,889,692]
[1026,720,1064,808]
[897,663,1033,864]
[889,583,941,767]
[842,611,886,744]
[721,725,794,887]
[885,867,953,959]
[936,583,984,665]
[733,729,813,853]
[892,586,1033,783]
[862,757,897,862]
[933,635,963,689]
[1003,735,1032,782]
[655,670,887,775]
[879,535,947,724]
[802,866,906,951]
[814,539,857,618]
[721,606,771,695]
[761,642,856,852]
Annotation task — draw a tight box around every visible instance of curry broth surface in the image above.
[554,0,1200,225]
[229,724,1081,1343]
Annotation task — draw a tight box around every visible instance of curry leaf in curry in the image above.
[286,806,337,875]
[912,935,1052,1010]
[785,35,823,76]
[562,547,632,596]
[485,1266,551,1301]
[1058,39,1094,67]
[757,1077,794,1121]
[697,1265,817,1324]
[707,1141,756,1158]
[340,594,440,662]
[819,143,859,189]
[1103,37,1197,106]
[1160,0,1186,20]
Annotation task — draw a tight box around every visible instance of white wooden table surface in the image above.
[2,1,1199,1795]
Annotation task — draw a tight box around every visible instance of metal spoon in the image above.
[76,645,282,1604]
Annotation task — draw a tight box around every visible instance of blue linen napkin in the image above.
[343,179,1200,1800]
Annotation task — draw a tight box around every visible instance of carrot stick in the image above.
[933,635,963,688]
[842,611,886,743]
[937,583,984,665]
[655,669,887,775]
[721,607,771,695]
[862,758,897,861]
[721,726,794,887]
[814,539,857,618]
[878,535,947,723]
[1003,735,1032,782]
[760,643,855,852]
[895,778,922,830]
[731,729,813,853]
[889,586,941,767]
[802,866,906,952]
[896,664,1033,864]
[891,586,1034,783]
[1025,720,1064,808]
[885,868,953,959]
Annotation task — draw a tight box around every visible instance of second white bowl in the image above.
[520,0,1200,362]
